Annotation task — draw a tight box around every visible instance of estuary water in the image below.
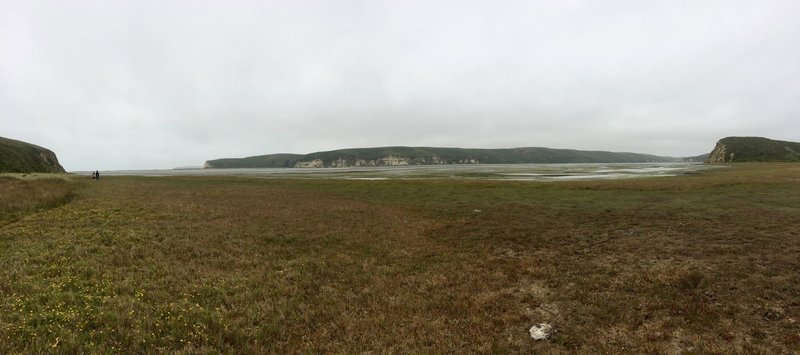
[83,162,715,181]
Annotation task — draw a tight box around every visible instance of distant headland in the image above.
[204,146,709,169]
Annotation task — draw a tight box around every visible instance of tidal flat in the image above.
[90,162,712,181]
[1,164,799,353]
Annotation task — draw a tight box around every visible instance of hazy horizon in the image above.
[3,0,799,170]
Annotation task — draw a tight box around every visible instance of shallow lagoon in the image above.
[87,162,715,181]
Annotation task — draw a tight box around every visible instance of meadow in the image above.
[1,164,799,353]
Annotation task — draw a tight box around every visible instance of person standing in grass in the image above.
[95,170,100,181]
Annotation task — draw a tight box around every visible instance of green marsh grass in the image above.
[0,164,799,353]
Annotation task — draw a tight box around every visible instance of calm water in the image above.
[80,162,715,181]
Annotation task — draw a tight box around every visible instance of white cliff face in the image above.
[706,143,730,163]
[330,158,348,168]
[291,155,482,168]
[294,159,324,168]
[379,155,409,166]
[203,161,214,168]
[353,159,372,167]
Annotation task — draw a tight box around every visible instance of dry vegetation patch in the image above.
[0,175,78,226]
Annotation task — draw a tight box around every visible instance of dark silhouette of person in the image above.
[95,170,100,180]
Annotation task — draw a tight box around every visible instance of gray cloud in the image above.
[2,0,799,170]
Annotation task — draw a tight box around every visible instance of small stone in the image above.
[529,323,553,340]
[473,209,482,213]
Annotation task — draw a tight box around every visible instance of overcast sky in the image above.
[2,0,799,170]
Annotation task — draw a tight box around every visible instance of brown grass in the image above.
[0,175,77,226]
[0,163,799,353]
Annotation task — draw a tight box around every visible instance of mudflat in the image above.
[1,164,798,353]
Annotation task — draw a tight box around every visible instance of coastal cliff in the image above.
[0,137,66,173]
[705,137,800,163]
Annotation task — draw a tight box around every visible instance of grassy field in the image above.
[1,165,799,353]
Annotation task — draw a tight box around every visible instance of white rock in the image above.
[529,323,553,340]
